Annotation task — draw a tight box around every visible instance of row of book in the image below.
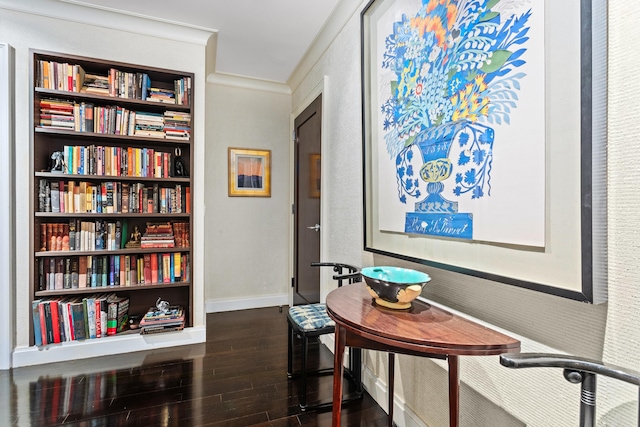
[37,252,190,291]
[39,179,190,214]
[36,59,191,105]
[39,220,189,252]
[39,98,192,139]
[139,305,185,334]
[50,144,175,178]
[32,294,129,346]
[36,60,86,93]
[41,220,122,252]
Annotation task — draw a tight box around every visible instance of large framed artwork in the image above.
[361,0,607,302]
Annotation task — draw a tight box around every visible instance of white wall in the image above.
[204,76,292,312]
[0,3,209,363]
[291,1,640,426]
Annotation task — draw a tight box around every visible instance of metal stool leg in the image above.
[287,322,293,377]
[300,333,308,409]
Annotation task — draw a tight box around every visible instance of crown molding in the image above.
[207,72,291,95]
[0,0,215,46]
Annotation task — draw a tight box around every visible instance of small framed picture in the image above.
[228,147,271,197]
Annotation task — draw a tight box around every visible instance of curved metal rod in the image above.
[500,352,640,386]
[311,262,361,285]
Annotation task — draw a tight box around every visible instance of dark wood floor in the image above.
[8,306,389,426]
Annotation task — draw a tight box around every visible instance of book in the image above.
[50,182,60,213]
[71,257,79,288]
[49,299,61,344]
[140,324,185,335]
[106,296,129,335]
[143,254,151,284]
[63,258,72,289]
[70,302,86,341]
[58,299,67,342]
[38,301,48,345]
[150,254,159,284]
[162,253,171,283]
[83,297,96,339]
[55,258,64,290]
[78,256,87,288]
[32,299,43,346]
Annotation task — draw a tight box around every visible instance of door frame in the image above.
[0,43,14,371]
[289,77,329,307]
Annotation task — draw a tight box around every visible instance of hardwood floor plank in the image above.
[9,307,388,426]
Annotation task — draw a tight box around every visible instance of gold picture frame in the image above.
[228,147,271,197]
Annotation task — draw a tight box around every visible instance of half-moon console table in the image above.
[326,283,521,427]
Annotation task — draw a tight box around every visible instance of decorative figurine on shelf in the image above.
[173,147,188,177]
[156,297,170,314]
[50,151,66,173]
[125,225,142,248]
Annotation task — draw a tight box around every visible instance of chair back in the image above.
[311,262,361,287]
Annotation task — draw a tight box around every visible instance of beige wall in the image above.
[291,1,640,426]
[204,80,292,310]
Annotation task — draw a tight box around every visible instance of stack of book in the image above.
[139,305,185,334]
[134,111,164,138]
[163,111,191,140]
[141,222,175,249]
[39,98,75,130]
[146,87,175,104]
[81,74,110,96]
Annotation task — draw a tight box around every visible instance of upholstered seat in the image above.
[288,303,335,331]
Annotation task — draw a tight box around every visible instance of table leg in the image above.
[448,355,459,427]
[388,353,395,427]
[332,325,346,427]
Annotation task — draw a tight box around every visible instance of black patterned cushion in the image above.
[289,303,335,331]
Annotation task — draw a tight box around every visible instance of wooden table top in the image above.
[326,283,520,356]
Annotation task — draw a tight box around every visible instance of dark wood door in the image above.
[293,95,322,305]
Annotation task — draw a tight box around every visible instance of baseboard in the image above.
[319,335,429,427]
[205,294,288,313]
[12,326,206,368]
[361,365,429,427]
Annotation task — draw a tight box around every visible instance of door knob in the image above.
[307,224,320,232]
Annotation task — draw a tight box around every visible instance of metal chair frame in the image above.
[500,352,640,427]
[287,262,363,411]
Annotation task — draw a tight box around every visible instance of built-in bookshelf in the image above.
[29,50,194,348]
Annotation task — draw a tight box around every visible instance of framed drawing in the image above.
[228,148,271,197]
[361,0,607,302]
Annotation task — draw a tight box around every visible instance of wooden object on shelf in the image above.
[30,49,194,348]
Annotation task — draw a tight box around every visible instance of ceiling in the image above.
[61,0,341,83]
